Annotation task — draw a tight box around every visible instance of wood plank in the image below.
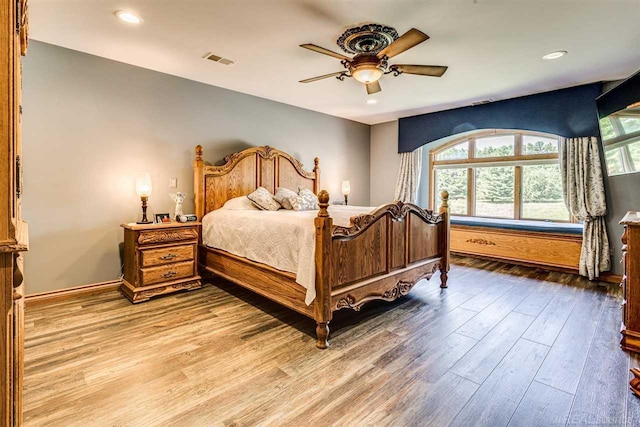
[450,311,536,384]
[535,288,607,394]
[521,288,578,346]
[456,280,532,340]
[508,381,573,427]
[459,280,515,312]
[568,298,628,426]
[513,279,560,317]
[450,338,549,427]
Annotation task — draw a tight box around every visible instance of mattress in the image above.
[201,205,374,305]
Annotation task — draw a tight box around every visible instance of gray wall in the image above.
[370,119,632,275]
[22,41,370,294]
[370,121,401,206]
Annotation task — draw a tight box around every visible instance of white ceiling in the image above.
[30,0,640,125]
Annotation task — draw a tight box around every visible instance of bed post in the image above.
[439,190,450,288]
[313,157,320,194]
[194,145,205,221]
[314,190,333,349]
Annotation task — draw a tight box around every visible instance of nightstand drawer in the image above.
[138,228,198,245]
[141,261,195,286]
[141,245,194,267]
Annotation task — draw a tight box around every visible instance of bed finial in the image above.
[318,190,330,217]
[195,145,203,161]
[439,190,449,214]
[314,157,319,169]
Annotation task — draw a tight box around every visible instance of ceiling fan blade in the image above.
[366,81,382,95]
[393,64,448,77]
[300,44,352,61]
[299,71,345,83]
[378,29,429,59]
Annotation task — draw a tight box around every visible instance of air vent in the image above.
[471,99,494,106]
[203,52,234,66]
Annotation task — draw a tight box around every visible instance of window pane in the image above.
[620,116,640,134]
[523,135,558,155]
[436,142,468,160]
[475,166,514,218]
[435,168,467,215]
[605,147,625,175]
[628,140,640,170]
[475,135,515,158]
[599,117,617,141]
[522,164,569,221]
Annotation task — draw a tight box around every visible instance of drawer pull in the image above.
[162,271,177,279]
[160,253,178,260]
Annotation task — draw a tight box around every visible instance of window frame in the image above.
[429,129,574,223]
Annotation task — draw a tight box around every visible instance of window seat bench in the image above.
[449,216,583,272]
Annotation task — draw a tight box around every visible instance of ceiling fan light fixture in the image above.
[351,65,383,84]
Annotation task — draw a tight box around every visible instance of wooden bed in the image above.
[194,145,450,348]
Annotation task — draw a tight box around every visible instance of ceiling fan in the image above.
[299,23,448,95]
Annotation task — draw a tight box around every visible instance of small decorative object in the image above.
[176,214,198,223]
[342,180,351,205]
[155,213,171,224]
[170,192,187,219]
[135,173,153,224]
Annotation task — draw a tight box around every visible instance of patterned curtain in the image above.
[560,136,611,279]
[394,147,422,204]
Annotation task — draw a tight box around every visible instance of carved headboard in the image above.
[193,145,320,219]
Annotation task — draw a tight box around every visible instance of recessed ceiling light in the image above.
[366,99,378,105]
[543,50,567,60]
[115,10,142,24]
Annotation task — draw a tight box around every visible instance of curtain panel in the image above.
[560,136,611,279]
[394,147,422,204]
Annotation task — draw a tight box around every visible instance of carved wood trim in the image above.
[203,145,316,179]
[466,238,496,246]
[335,262,440,311]
[138,229,197,245]
[333,201,443,238]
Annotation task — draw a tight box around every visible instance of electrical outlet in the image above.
[169,178,177,188]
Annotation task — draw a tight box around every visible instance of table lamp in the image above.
[342,180,351,206]
[135,173,153,224]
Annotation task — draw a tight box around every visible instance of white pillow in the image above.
[274,187,297,210]
[290,188,319,211]
[247,187,281,211]
[222,196,259,210]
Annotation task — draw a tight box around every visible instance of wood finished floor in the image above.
[23,256,640,426]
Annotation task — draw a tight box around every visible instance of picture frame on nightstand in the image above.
[154,213,171,223]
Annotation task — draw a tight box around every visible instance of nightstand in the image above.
[120,222,202,303]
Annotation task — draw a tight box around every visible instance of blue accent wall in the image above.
[398,83,602,153]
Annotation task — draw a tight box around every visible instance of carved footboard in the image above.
[313,190,450,348]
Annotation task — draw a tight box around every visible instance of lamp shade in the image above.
[341,180,351,196]
[135,173,152,197]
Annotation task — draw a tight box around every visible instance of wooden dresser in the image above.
[621,211,640,353]
[121,222,201,303]
[1,0,29,424]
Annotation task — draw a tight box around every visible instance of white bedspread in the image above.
[201,205,374,305]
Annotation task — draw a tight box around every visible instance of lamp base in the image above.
[138,196,152,224]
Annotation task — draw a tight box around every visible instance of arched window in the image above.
[429,130,572,222]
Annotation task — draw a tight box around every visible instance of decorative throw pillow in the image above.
[247,187,281,211]
[274,187,297,210]
[222,196,260,210]
[290,188,319,211]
